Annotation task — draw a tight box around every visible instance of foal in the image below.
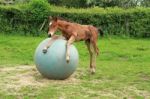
[43,16,103,74]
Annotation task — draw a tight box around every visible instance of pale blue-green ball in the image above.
[34,38,79,80]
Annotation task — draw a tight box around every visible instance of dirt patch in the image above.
[124,86,150,99]
[0,65,80,96]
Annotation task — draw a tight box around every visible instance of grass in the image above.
[0,34,150,99]
[0,34,43,65]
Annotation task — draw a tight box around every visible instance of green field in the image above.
[0,34,150,99]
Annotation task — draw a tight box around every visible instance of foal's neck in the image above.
[57,20,69,31]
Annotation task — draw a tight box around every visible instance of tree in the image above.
[48,0,150,8]
[141,0,150,7]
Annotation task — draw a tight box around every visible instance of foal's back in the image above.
[59,20,98,41]
[70,23,98,41]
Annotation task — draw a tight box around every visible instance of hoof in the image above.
[90,68,96,74]
[66,56,70,63]
[42,48,47,53]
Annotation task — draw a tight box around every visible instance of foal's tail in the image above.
[98,27,104,37]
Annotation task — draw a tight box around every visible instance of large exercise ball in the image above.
[34,38,79,80]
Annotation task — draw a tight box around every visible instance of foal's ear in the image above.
[48,16,52,21]
[53,17,58,22]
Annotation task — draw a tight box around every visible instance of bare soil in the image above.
[0,65,80,96]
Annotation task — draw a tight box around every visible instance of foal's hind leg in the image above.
[43,35,65,53]
[85,40,96,74]
[91,39,99,55]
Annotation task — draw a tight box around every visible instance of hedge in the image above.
[0,0,50,36]
[0,0,150,37]
[49,6,150,37]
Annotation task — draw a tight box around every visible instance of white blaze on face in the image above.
[48,21,53,36]
[49,21,52,26]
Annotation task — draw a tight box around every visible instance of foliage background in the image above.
[0,0,149,37]
[48,0,150,8]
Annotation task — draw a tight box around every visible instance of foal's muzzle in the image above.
[48,34,51,38]
[48,31,54,38]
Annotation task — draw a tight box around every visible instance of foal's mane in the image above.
[55,16,73,23]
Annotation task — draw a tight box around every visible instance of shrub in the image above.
[50,7,150,37]
[0,0,51,36]
[0,3,150,37]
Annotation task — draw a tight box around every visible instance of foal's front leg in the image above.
[43,35,65,53]
[66,36,75,63]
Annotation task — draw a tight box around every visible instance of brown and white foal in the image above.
[43,16,103,74]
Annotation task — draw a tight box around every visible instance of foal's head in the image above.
[48,16,59,37]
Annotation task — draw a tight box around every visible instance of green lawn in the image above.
[0,34,150,99]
